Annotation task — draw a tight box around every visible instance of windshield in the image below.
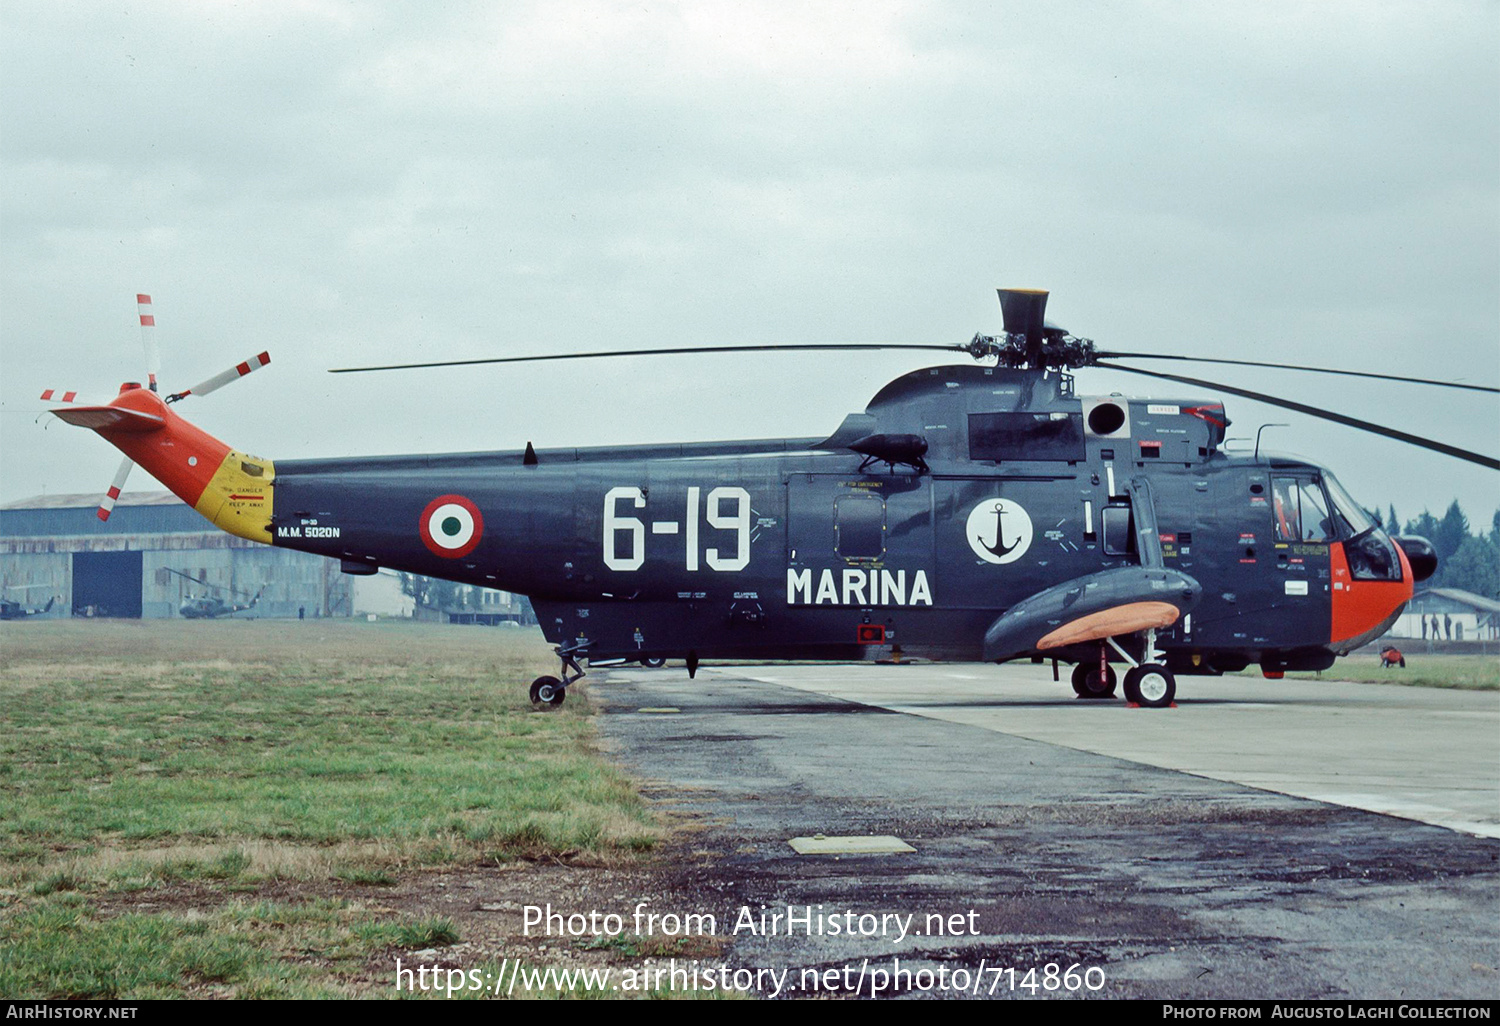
[1322,473,1376,538]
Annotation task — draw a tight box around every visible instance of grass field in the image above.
[0,619,664,999]
[1255,652,1500,690]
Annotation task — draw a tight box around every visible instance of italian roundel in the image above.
[419,494,484,558]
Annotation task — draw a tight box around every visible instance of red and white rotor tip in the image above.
[39,389,83,403]
[137,293,161,392]
[172,351,271,401]
[97,456,135,522]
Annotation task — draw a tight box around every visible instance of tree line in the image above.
[396,573,535,619]
[1373,500,1500,601]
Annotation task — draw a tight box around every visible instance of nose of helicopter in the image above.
[1330,536,1413,649]
[1395,535,1438,582]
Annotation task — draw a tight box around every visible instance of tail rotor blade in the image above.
[97,457,135,521]
[169,351,271,401]
[136,294,161,393]
[39,389,87,404]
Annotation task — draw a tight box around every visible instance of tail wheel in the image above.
[529,675,566,708]
[1123,664,1176,708]
[1070,661,1117,699]
[641,656,666,668]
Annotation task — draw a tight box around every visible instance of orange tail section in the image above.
[51,384,276,543]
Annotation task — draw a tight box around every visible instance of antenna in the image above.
[1255,423,1289,461]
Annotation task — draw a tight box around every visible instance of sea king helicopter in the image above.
[42,290,1496,708]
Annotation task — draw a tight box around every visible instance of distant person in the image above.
[1379,646,1406,668]
[298,606,305,620]
[1443,614,1453,640]
[1421,616,1428,639]
[1430,614,1440,640]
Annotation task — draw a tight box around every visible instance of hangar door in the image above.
[72,551,143,618]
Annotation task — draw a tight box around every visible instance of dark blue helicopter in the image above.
[48,289,1488,708]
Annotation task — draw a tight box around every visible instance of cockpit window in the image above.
[1299,482,1332,542]
[1271,477,1333,543]
[1322,473,1375,538]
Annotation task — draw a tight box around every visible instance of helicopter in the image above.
[40,289,1495,708]
[162,567,264,619]
[1,584,57,621]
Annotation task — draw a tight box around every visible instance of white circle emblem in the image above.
[965,498,1034,565]
[419,494,484,558]
[427,503,475,550]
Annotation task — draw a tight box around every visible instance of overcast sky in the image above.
[2,1,1496,531]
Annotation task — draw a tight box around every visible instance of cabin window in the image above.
[969,412,1085,462]
[1102,505,1134,557]
[835,495,885,560]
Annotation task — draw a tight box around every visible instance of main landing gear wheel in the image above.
[641,656,666,668]
[1071,662,1117,699]
[529,675,566,708]
[1123,663,1175,708]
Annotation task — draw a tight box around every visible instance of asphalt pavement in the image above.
[594,663,1500,1000]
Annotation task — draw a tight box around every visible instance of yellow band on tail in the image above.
[193,451,276,543]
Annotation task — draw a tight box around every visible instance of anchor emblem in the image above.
[980,505,1021,558]
[965,498,1034,565]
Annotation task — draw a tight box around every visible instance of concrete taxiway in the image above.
[595,663,1500,999]
[720,663,1500,838]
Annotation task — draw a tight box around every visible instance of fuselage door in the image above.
[786,474,933,610]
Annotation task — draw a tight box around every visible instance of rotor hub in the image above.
[965,331,1099,371]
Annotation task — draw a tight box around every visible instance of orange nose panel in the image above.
[1330,543,1414,645]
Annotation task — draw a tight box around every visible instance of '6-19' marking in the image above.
[604,486,750,572]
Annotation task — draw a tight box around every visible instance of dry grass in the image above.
[0,618,669,999]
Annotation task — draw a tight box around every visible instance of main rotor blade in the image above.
[166,567,213,588]
[1094,361,1500,470]
[1096,351,1499,394]
[328,343,968,374]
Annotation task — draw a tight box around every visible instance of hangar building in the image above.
[1,492,526,622]
[1390,588,1500,644]
[1,491,355,619]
